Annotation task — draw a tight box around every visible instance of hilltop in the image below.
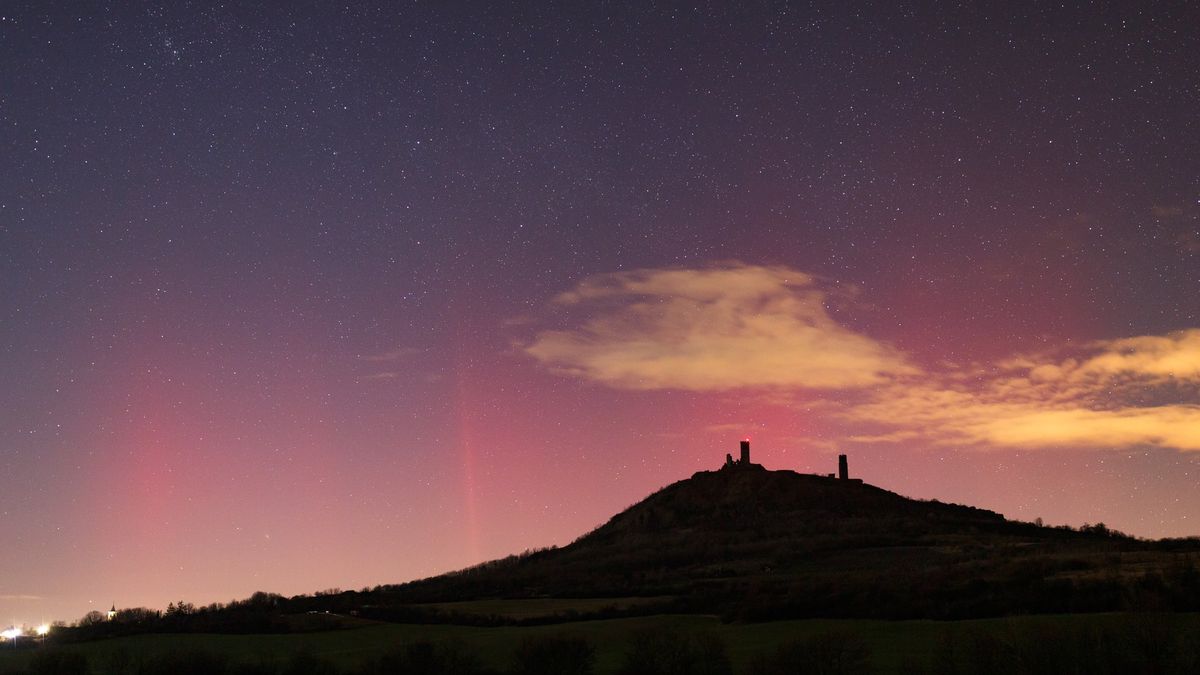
[374,448,1199,621]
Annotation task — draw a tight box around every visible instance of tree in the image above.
[77,610,106,627]
[114,607,160,623]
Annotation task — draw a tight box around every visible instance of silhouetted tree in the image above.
[114,607,160,623]
[76,611,105,627]
[165,601,195,616]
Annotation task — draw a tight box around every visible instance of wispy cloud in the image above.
[1150,204,1199,254]
[1177,230,1200,255]
[524,264,917,391]
[1152,205,1185,219]
[0,594,43,601]
[357,371,402,381]
[359,347,422,362]
[525,264,1200,452]
[357,346,426,382]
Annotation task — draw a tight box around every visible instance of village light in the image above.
[0,628,20,640]
[36,624,50,636]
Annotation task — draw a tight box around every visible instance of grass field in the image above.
[1,612,1196,674]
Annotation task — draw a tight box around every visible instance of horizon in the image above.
[3,2,1198,627]
[1,445,1190,629]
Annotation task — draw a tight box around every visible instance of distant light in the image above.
[36,624,50,636]
[0,628,19,640]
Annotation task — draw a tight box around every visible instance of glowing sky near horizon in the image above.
[2,2,1199,625]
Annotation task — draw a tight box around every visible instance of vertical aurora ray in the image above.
[451,318,485,564]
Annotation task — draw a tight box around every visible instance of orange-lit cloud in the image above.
[844,330,1200,451]
[1074,331,1200,381]
[844,383,1200,451]
[527,265,1200,452]
[524,264,917,391]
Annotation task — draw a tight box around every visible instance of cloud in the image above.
[357,347,428,382]
[843,331,1200,451]
[1150,204,1199,254]
[359,347,422,362]
[1074,331,1200,381]
[843,382,1200,451]
[962,405,1200,449]
[0,594,42,601]
[525,265,1200,451]
[524,264,917,391]
[1177,231,1200,254]
[1152,205,1185,219]
[705,423,760,434]
[357,371,402,381]
[845,429,923,444]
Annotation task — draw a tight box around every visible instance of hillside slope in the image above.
[61,463,1200,642]
[381,465,1200,620]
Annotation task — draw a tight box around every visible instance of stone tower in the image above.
[838,454,848,480]
[740,440,750,464]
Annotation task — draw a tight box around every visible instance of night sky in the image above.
[3,2,1199,625]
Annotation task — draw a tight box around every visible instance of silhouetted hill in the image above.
[61,465,1200,641]
[585,466,1006,544]
[377,466,1200,620]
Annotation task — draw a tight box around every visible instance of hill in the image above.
[57,451,1200,641]
[376,458,1200,620]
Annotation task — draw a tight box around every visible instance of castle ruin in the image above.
[720,441,859,482]
[723,439,755,468]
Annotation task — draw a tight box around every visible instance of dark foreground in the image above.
[2,612,1198,675]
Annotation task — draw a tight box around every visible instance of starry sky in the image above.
[2,2,1199,625]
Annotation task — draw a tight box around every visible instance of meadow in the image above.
[2,610,1197,674]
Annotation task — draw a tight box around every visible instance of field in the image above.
[3,610,1197,674]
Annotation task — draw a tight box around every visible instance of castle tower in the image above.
[740,440,750,464]
[838,454,848,480]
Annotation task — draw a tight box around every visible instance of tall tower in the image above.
[838,454,848,480]
[740,440,750,464]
